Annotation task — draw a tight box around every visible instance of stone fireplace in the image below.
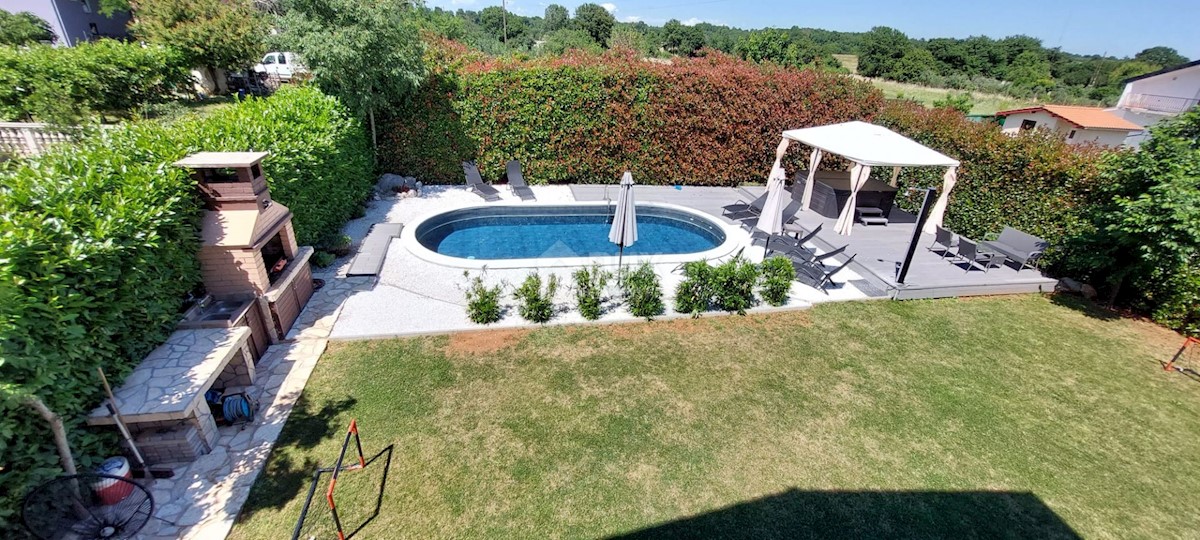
[174,152,314,342]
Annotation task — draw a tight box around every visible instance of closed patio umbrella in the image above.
[755,166,788,236]
[609,172,638,278]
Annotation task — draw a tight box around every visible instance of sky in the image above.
[427,0,1200,60]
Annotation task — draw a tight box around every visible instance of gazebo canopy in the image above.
[782,121,960,168]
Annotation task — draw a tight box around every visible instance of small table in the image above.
[978,241,1010,270]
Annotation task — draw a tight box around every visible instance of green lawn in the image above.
[230,296,1200,539]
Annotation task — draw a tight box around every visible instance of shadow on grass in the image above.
[235,395,358,522]
[1049,293,1121,322]
[608,489,1080,540]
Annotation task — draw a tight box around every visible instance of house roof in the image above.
[1123,59,1200,84]
[995,105,1142,131]
[781,121,960,168]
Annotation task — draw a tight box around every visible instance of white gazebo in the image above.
[770,121,961,235]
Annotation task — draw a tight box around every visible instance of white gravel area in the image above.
[327,185,871,339]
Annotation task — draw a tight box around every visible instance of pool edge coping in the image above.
[398,200,750,270]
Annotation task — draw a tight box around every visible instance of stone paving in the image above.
[133,275,367,539]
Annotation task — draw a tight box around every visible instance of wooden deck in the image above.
[570,184,1058,300]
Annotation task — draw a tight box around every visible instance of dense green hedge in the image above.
[0,39,191,123]
[876,100,1109,263]
[0,85,370,530]
[381,45,883,185]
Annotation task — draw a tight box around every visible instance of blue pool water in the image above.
[416,205,725,260]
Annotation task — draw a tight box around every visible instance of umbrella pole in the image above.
[617,245,624,286]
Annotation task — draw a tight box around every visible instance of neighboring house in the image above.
[1109,59,1200,146]
[9,0,130,46]
[995,105,1142,147]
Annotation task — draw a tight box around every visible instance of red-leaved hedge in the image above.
[380,45,883,185]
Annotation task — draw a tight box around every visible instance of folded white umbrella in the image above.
[609,172,638,275]
[755,166,788,236]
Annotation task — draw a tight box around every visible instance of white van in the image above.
[253,52,307,81]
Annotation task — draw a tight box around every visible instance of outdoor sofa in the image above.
[983,226,1048,271]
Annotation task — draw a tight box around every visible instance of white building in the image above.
[996,105,1142,147]
[1109,60,1200,146]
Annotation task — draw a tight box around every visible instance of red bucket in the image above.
[92,457,134,505]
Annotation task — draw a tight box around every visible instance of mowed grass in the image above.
[230,295,1200,539]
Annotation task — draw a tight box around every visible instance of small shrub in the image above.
[623,262,664,319]
[711,256,760,314]
[318,233,354,257]
[674,260,714,316]
[514,272,559,323]
[464,272,504,324]
[759,256,796,307]
[573,264,612,321]
[312,251,337,267]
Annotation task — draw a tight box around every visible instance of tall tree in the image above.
[1006,50,1054,94]
[131,0,265,92]
[737,29,792,66]
[857,26,910,78]
[573,3,615,46]
[543,4,569,34]
[1068,108,1200,334]
[275,0,425,148]
[0,10,54,45]
[1134,46,1188,69]
[662,19,704,56]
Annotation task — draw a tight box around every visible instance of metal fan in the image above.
[22,473,154,540]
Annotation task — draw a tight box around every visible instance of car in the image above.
[252,52,307,81]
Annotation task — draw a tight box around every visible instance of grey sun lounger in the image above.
[796,254,856,293]
[722,192,769,220]
[462,161,501,202]
[505,160,536,201]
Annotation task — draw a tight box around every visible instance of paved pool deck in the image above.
[327,185,872,340]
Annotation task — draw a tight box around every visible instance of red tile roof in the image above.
[996,105,1142,131]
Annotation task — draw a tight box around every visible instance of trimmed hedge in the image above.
[381,45,883,185]
[0,85,370,529]
[875,100,1110,265]
[0,40,191,123]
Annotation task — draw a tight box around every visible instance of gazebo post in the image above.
[890,166,901,187]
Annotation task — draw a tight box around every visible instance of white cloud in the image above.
[621,15,642,22]
[600,3,617,13]
[681,17,703,26]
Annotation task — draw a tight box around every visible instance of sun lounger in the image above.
[462,161,501,202]
[505,160,536,201]
[795,254,856,293]
[722,192,769,220]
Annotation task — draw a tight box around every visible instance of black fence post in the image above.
[897,188,939,285]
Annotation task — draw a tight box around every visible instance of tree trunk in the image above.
[1106,274,1124,307]
[369,109,378,150]
[23,395,77,475]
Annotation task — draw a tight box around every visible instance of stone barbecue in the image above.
[173,151,315,341]
[87,152,317,465]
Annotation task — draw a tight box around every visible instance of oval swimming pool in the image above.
[412,204,728,262]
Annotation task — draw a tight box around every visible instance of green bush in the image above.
[623,263,664,320]
[180,86,374,245]
[711,256,760,314]
[0,40,191,123]
[572,264,612,321]
[312,251,337,267]
[0,86,372,528]
[674,260,715,316]
[514,273,559,323]
[759,256,796,307]
[464,273,504,324]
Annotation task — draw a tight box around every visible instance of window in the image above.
[89,23,98,36]
[262,54,276,65]
[81,0,92,13]
[277,54,287,65]
[1068,130,1077,140]
[1020,119,1037,131]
